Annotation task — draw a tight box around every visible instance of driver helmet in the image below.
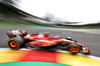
[44,31,50,33]
[44,31,50,37]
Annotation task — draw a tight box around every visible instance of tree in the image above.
[0,0,19,6]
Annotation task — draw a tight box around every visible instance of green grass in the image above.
[0,62,71,66]
[0,19,80,29]
[0,20,35,28]
[0,19,100,34]
[1,19,100,29]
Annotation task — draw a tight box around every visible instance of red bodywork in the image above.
[7,31,90,54]
[23,33,70,47]
[23,33,90,54]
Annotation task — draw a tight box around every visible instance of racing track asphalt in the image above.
[0,27,100,57]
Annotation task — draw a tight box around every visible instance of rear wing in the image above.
[6,31,16,38]
[6,29,27,38]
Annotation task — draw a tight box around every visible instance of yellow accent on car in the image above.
[7,39,20,50]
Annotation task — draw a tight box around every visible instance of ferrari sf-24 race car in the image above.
[6,29,90,55]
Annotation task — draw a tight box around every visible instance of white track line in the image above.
[0,48,100,60]
[57,50,100,60]
[0,48,30,51]
[41,27,100,34]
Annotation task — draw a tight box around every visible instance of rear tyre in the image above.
[7,37,24,50]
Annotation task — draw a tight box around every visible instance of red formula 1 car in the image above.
[6,29,90,55]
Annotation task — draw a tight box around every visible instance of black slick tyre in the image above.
[7,37,24,50]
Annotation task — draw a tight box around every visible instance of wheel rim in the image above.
[9,41,17,48]
[69,47,80,53]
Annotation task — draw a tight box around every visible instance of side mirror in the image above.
[65,37,72,40]
[65,37,77,42]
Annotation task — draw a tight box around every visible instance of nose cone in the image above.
[82,49,91,55]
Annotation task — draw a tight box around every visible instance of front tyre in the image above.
[68,45,81,54]
[7,37,24,50]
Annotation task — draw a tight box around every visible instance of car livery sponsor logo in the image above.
[29,40,55,46]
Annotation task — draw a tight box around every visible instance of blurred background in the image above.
[0,0,100,57]
[0,1,100,66]
[0,0,100,28]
